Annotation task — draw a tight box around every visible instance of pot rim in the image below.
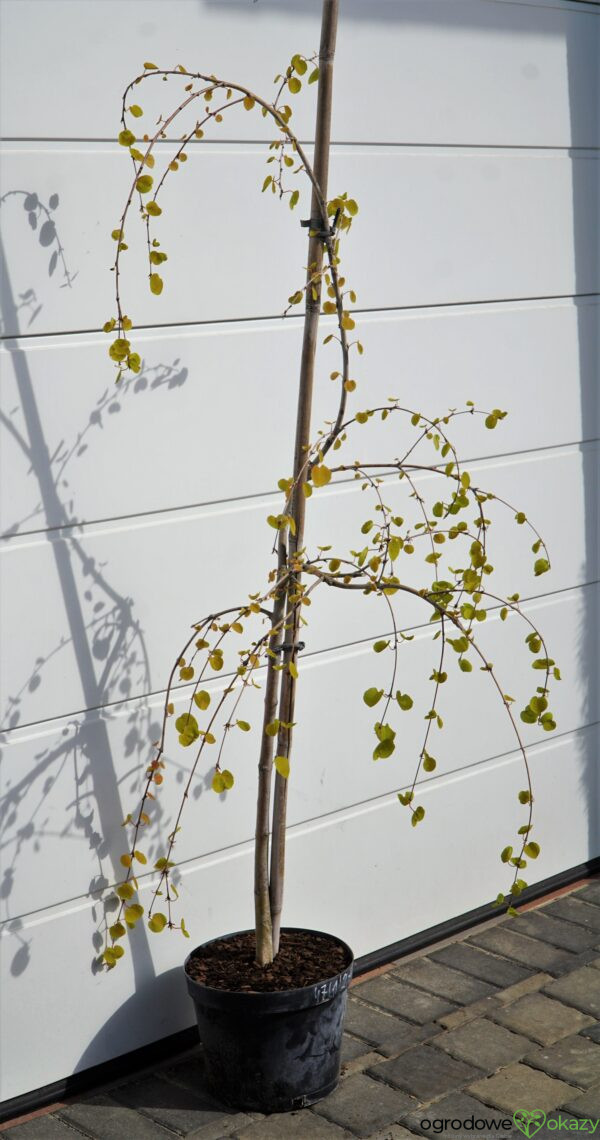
[184,925,354,1004]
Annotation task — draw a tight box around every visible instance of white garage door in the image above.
[1,0,598,1104]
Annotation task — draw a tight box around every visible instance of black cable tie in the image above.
[300,208,340,241]
[274,641,306,655]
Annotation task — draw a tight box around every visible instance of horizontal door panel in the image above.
[2,584,596,919]
[2,297,597,537]
[1,145,598,338]
[1,720,596,1101]
[1,1,598,146]
[1,442,596,728]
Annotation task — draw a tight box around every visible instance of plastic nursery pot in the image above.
[184,927,354,1113]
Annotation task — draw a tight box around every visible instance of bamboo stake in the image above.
[268,0,339,956]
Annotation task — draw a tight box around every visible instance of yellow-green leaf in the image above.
[119,129,136,148]
[312,464,331,488]
[149,273,163,295]
[109,921,126,941]
[124,903,144,925]
[144,61,158,69]
[274,755,290,779]
[148,912,167,933]
[236,719,250,732]
[129,104,143,117]
[211,771,225,793]
[221,769,234,789]
[116,882,135,901]
[136,174,154,194]
[194,690,211,710]
[146,200,162,217]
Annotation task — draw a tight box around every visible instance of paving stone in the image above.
[434,1017,535,1070]
[356,976,457,1024]
[469,926,576,974]
[495,973,553,1005]
[402,1091,519,1138]
[510,911,599,954]
[562,1083,600,1119]
[581,1023,600,1043]
[545,896,600,934]
[366,1126,417,1140]
[468,1062,579,1113]
[59,1093,177,1139]
[578,882,600,907]
[591,958,600,969]
[431,941,534,988]
[112,1073,229,1135]
[342,1033,377,1063]
[525,1034,600,1088]
[344,997,436,1054]
[543,966,600,1017]
[312,1072,414,1138]
[390,958,498,1005]
[492,993,594,1045]
[1,1117,78,1140]
[437,997,499,1032]
[367,1043,482,1102]
[551,949,600,978]
[232,1109,352,1138]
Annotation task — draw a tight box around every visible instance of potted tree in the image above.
[100,0,557,1113]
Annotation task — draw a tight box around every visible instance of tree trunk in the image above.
[268,0,339,956]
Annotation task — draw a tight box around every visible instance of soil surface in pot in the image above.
[187,930,351,992]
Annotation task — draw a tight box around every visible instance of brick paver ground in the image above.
[3,880,600,1140]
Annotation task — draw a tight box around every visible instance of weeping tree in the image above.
[101,0,558,970]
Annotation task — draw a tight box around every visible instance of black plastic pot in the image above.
[184,927,354,1113]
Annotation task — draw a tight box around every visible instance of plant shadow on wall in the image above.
[0,189,189,982]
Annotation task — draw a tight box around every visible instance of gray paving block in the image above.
[551,949,600,978]
[562,1083,600,1119]
[431,942,534,989]
[580,1023,600,1043]
[59,1093,176,1139]
[510,910,599,953]
[232,1109,352,1138]
[111,1073,229,1135]
[545,896,600,934]
[342,1033,375,1063]
[434,1017,535,1071]
[0,1116,78,1140]
[543,966,600,1017]
[469,926,575,974]
[525,1034,600,1088]
[468,1062,579,1113]
[356,975,457,1024]
[366,1126,417,1140]
[390,958,497,1005]
[344,997,435,1054]
[367,1043,482,1102]
[491,993,594,1045]
[402,1091,519,1139]
[312,1072,413,1138]
[578,882,600,907]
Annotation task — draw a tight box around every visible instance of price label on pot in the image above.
[313,969,352,1004]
